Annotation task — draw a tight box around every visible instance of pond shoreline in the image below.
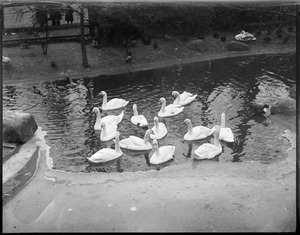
[3,44,295,86]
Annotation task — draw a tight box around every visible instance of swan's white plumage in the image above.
[93,107,124,130]
[219,113,234,143]
[131,104,148,127]
[194,125,222,160]
[100,122,118,142]
[87,132,122,163]
[150,139,175,165]
[150,117,167,140]
[100,91,129,111]
[158,97,184,117]
[183,119,214,141]
[119,129,152,150]
[2,56,11,64]
[172,91,197,106]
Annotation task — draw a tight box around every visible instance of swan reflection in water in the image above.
[182,137,224,169]
[120,149,175,171]
[86,157,123,173]
[191,154,220,169]
[183,139,211,158]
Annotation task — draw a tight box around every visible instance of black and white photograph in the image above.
[2,0,298,232]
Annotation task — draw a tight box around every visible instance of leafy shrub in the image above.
[209,4,296,32]
[88,3,296,47]
[88,3,213,46]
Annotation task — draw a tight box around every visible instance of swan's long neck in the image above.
[221,113,226,128]
[214,128,221,147]
[187,122,193,134]
[160,100,166,113]
[119,110,124,121]
[95,109,101,122]
[144,131,151,144]
[115,136,121,153]
[133,106,139,116]
[154,145,160,155]
[174,93,180,103]
[102,92,107,106]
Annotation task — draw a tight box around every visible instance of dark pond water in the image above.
[3,53,296,173]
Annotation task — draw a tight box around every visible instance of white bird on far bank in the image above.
[2,56,11,64]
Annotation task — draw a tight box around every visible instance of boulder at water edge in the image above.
[228,41,250,51]
[186,39,208,52]
[289,85,296,99]
[3,110,38,144]
[270,97,296,115]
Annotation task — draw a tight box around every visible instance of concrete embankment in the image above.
[2,123,296,232]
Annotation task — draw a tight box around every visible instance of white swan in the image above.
[235,30,256,41]
[87,132,122,163]
[150,139,175,165]
[158,97,184,118]
[172,91,197,106]
[100,122,118,142]
[219,113,234,143]
[130,104,148,127]
[183,119,215,141]
[150,116,167,140]
[119,129,153,151]
[2,56,11,64]
[93,107,124,130]
[100,91,129,111]
[194,125,222,160]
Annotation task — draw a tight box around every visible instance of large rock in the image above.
[228,41,250,51]
[186,39,208,52]
[3,110,38,144]
[271,97,296,115]
[289,85,296,99]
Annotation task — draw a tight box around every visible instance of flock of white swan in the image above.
[87,90,234,166]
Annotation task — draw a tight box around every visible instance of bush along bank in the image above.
[87,2,296,47]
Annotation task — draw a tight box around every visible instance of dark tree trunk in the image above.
[43,16,48,55]
[80,6,89,68]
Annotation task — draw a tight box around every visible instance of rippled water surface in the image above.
[3,54,296,173]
